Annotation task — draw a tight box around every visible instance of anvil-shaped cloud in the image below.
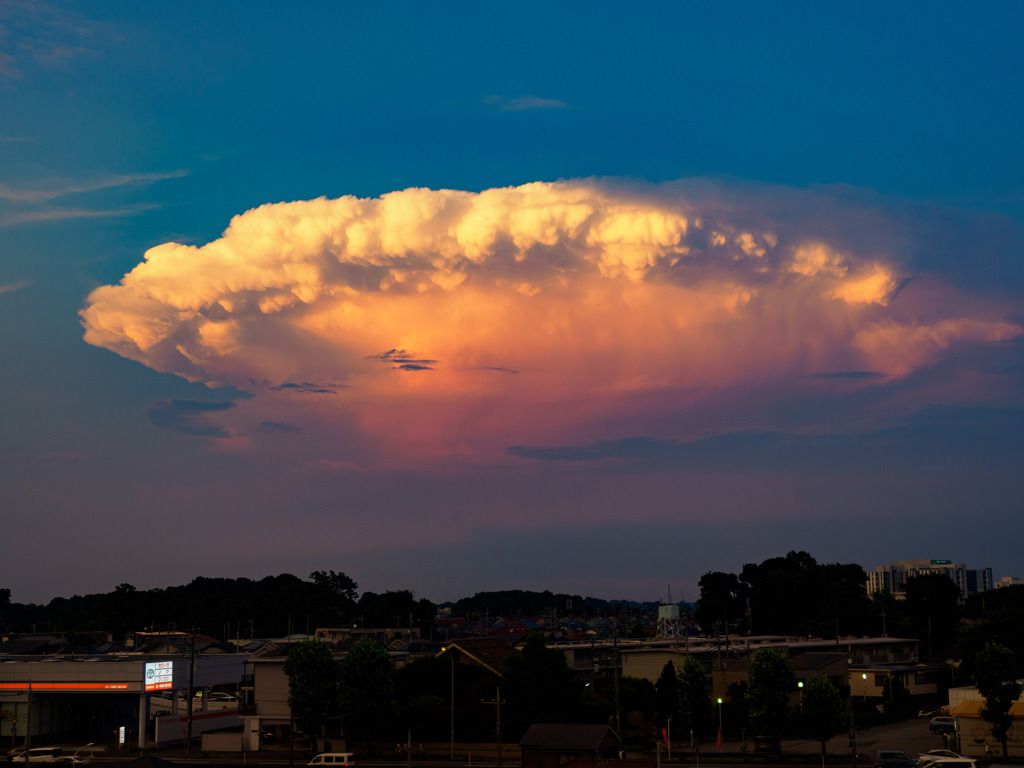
[81,180,1021,464]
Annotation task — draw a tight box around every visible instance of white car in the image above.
[928,760,975,768]
[919,751,962,767]
[13,748,63,763]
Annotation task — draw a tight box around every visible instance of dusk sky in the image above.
[3,2,1023,607]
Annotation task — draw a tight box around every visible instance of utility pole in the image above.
[186,628,195,757]
[482,686,504,768]
[613,630,621,735]
[25,682,31,750]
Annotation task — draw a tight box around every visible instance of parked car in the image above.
[919,750,962,766]
[875,750,919,768]
[308,754,355,767]
[929,760,975,768]
[194,691,235,701]
[929,716,958,734]
[11,748,63,763]
[6,749,26,763]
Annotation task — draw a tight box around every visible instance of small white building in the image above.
[947,684,1024,756]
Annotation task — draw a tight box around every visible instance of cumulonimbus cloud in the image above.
[80,179,1022,463]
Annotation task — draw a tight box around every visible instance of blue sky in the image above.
[2,1,1023,606]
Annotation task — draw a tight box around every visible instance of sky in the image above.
[2,1,1023,608]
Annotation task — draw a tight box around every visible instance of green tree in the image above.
[655,660,679,729]
[801,676,844,756]
[746,647,795,751]
[881,675,912,717]
[695,571,746,633]
[959,586,1024,680]
[974,641,1022,758]
[676,655,713,747]
[310,570,359,602]
[339,639,397,754]
[284,639,341,751]
[904,573,961,658]
[504,631,581,735]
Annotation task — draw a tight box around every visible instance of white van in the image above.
[16,748,63,763]
[308,753,355,767]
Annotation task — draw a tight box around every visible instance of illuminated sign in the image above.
[144,661,174,691]
[0,683,130,691]
[931,559,952,565]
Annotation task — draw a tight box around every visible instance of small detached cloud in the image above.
[368,349,438,371]
[806,371,888,380]
[0,0,108,81]
[81,179,1023,465]
[0,171,186,228]
[269,382,341,395]
[0,204,158,229]
[484,94,567,111]
[0,171,188,203]
[145,399,235,438]
[0,280,31,295]
[256,421,299,434]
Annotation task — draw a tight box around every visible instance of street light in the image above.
[716,698,723,751]
[442,647,454,760]
[73,744,94,759]
[798,680,804,711]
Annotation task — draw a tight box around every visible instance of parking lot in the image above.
[780,717,962,758]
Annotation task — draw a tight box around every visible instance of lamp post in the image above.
[798,680,804,711]
[442,647,454,760]
[73,743,94,760]
[716,698,723,752]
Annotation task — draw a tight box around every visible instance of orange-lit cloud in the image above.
[80,180,1022,464]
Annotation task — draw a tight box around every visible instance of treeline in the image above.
[450,589,666,619]
[0,577,676,641]
[696,550,1020,663]
[0,574,433,640]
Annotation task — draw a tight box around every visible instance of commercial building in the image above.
[0,654,248,749]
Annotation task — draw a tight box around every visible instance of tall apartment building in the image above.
[866,559,993,599]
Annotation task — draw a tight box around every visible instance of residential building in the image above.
[866,559,993,599]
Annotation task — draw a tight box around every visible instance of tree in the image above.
[284,639,341,751]
[904,573,961,658]
[695,571,746,634]
[881,675,912,718]
[801,675,844,756]
[960,586,1024,680]
[504,631,581,735]
[676,655,713,747]
[746,647,795,751]
[339,639,397,754]
[310,570,359,603]
[655,660,679,729]
[974,641,1022,758]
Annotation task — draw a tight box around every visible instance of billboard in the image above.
[144,661,175,691]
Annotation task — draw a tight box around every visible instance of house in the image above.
[947,684,1024,756]
[519,723,620,768]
